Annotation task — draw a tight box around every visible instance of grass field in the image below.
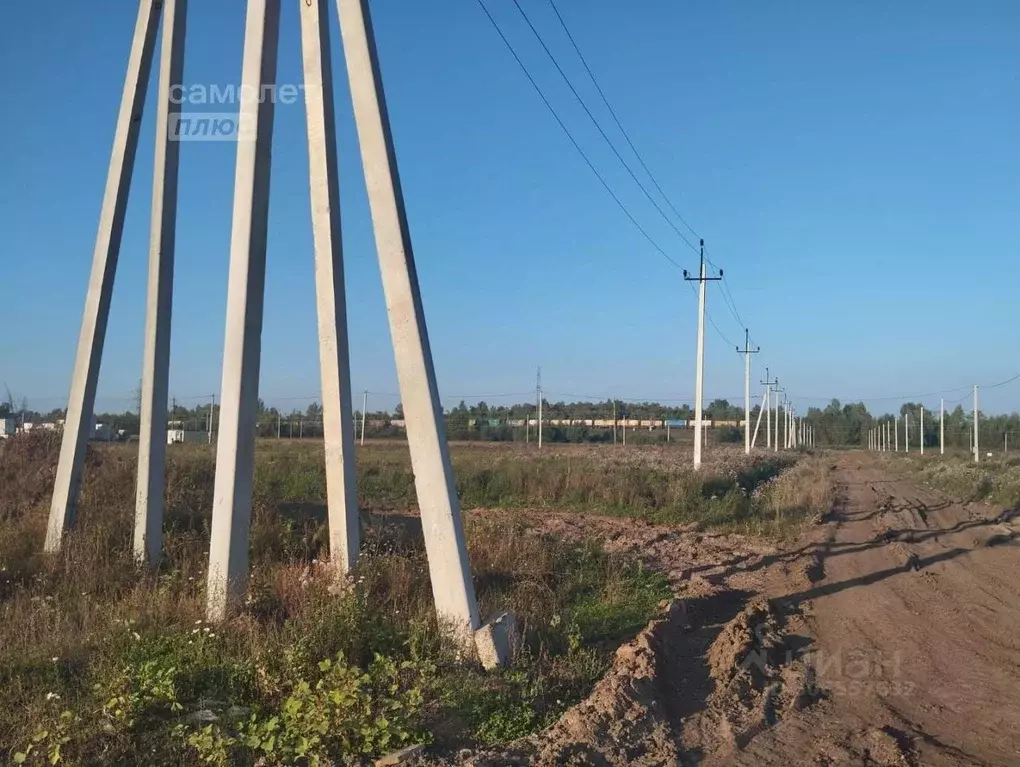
[0,435,830,765]
[882,449,1020,508]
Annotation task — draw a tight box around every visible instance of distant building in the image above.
[167,420,207,445]
[0,417,16,439]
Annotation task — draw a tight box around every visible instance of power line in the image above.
[509,0,698,254]
[472,0,685,272]
[545,0,700,242]
[685,279,737,348]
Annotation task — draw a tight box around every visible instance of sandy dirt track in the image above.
[455,453,1020,766]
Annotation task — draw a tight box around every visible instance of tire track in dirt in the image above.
[446,454,1020,765]
[739,454,1020,766]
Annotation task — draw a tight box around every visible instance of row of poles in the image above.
[867,386,983,462]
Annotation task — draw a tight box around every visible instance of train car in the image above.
[593,419,613,427]
[713,419,740,428]
[664,419,687,428]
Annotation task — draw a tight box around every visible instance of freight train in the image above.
[467,418,746,429]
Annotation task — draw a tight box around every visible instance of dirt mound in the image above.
[458,592,815,767]
[682,596,816,762]
[466,600,690,766]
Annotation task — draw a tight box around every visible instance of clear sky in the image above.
[1,1,1017,417]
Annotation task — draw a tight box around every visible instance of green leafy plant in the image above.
[184,652,433,766]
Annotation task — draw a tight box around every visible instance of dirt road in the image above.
[736,453,1020,766]
[469,453,1020,766]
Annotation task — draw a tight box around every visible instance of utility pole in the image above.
[207,393,215,445]
[737,329,760,455]
[612,400,616,444]
[360,390,367,446]
[760,368,776,449]
[277,410,281,440]
[536,366,543,449]
[905,413,910,453]
[973,385,979,463]
[336,0,481,636]
[751,385,768,449]
[940,398,945,455]
[894,416,899,452]
[774,386,784,453]
[622,405,627,446]
[684,239,721,470]
[920,406,925,456]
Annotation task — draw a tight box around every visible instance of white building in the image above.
[167,420,207,445]
[0,417,16,439]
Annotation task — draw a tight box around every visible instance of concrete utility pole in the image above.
[46,0,163,554]
[940,398,945,455]
[360,391,368,445]
[737,329,760,455]
[684,239,721,470]
[338,0,481,635]
[206,0,284,622]
[134,0,188,567]
[611,400,616,444]
[905,413,910,453]
[536,366,543,449]
[751,386,768,449]
[973,385,979,463]
[207,394,215,445]
[895,417,899,452]
[774,386,784,453]
[301,0,360,580]
[920,406,925,455]
[761,368,776,449]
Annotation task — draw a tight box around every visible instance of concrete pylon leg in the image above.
[206,0,281,622]
[336,0,480,635]
[299,0,359,572]
[134,0,188,567]
[45,0,162,553]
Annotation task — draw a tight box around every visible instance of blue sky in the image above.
[1,1,1017,417]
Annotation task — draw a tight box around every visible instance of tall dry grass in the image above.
[0,435,675,764]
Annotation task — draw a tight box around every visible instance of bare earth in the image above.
[454,453,1020,766]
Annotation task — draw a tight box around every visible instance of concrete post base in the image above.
[474,612,520,670]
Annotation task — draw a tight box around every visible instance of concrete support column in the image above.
[206,0,281,622]
[299,0,359,572]
[337,0,480,634]
[46,0,162,552]
[134,0,188,566]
